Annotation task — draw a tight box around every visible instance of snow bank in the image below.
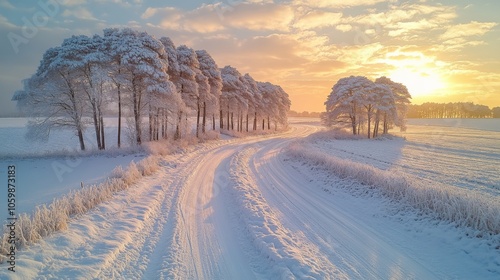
[228,148,345,279]
[0,155,161,263]
[286,142,500,238]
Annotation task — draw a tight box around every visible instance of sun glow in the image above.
[388,68,446,98]
[381,50,447,99]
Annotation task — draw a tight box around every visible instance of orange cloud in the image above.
[440,21,497,40]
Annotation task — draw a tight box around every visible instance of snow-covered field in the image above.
[303,119,500,195]
[0,118,148,223]
[0,117,499,279]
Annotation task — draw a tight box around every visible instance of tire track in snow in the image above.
[227,146,346,279]
[248,138,440,279]
[1,122,323,279]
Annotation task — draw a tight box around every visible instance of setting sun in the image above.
[388,68,446,99]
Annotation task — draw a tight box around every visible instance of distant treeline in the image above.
[288,111,322,118]
[407,102,500,118]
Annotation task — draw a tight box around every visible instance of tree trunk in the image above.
[161,109,165,139]
[267,116,270,130]
[227,105,230,130]
[168,111,170,138]
[100,115,105,149]
[117,83,121,148]
[175,111,182,140]
[351,116,357,135]
[92,103,102,149]
[253,112,257,131]
[149,104,154,141]
[246,114,249,132]
[156,108,160,140]
[262,118,265,130]
[237,112,240,132]
[134,90,141,145]
[77,128,85,151]
[383,112,388,134]
[196,100,200,138]
[202,102,206,133]
[367,115,371,139]
[373,110,380,138]
[231,112,234,130]
[220,110,223,129]
[213,114,215,131]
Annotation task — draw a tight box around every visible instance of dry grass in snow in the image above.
[286,142,500,237]
[0,155,161,263]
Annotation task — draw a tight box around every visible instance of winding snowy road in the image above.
[3,120,498,279]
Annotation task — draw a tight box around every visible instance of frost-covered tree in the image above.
[375,76,411,133]
[103,28,129,147]
[362,83,392,138]
[220,66,247,130]
[60,34,110,149]
[241,74,260,131]
[196,50,222,131]
[371,84,396,137]
[13,46,88,150]
[109,29,178,144]
[324,76,373,135]
[160,37,181,88]
[257,82,290,130]
[195,70,209,137]
[325,75,410,137]
[159,37,182,137]
[275,85,291,129]
[175,45,200,138]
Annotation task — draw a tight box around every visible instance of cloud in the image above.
[224,3,294,31]
[0,14,17,29]
[0,1,15,10]
[142,3,294,33]
[142,7,179,19]
[293,11,343,30]
[59,0,86,6]
[335,24,352,32]
[440,21,497,40]
[293,0,391,8]
[94,0,141,7]
[62,7,97,20]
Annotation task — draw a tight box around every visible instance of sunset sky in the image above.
[0,0,499,115]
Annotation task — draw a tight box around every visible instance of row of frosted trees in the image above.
[407,102,499,118]
[323,76,411,138]
[13,28,290,150]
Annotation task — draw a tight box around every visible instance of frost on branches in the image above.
[13,28,291,151]
[323,76,411,138]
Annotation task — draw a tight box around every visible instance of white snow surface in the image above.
[0,118,499,279]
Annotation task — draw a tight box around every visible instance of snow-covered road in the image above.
[3,120,498,279]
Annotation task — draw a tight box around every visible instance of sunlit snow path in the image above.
[1,119,498,279]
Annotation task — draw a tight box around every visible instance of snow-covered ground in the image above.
[0,117,499,279]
